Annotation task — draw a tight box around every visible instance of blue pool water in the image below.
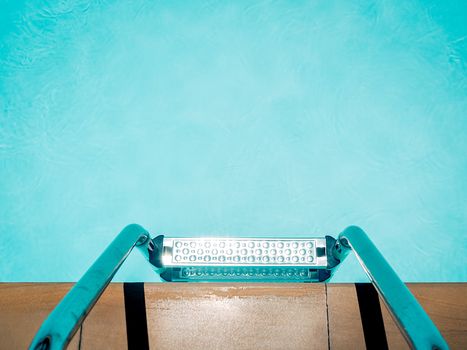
[0,0,466,283]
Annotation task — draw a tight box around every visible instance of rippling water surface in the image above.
[0,0,466,282]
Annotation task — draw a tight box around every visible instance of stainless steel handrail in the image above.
[29,224,151,350]
[333,226,449,350]
[29,224,449,350]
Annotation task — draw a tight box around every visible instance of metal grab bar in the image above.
[29,224,151,350]
[332,226,449,350]
[29,224,449,350]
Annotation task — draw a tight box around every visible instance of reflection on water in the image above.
[0,0,466,282]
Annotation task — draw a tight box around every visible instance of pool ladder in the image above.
[29,224,449,350]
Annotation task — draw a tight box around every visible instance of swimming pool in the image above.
[0,0,466,283]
